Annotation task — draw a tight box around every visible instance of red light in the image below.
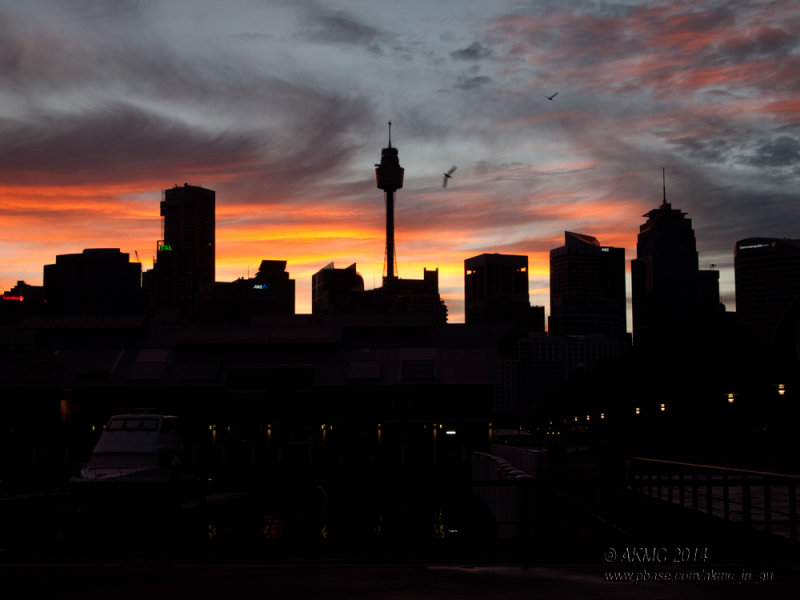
[3,295,24,301]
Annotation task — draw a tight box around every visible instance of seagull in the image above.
[544,91,559,101]
[442,166,457,188]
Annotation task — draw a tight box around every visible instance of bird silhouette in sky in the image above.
[442,166,457,188]
[544,91,559,101]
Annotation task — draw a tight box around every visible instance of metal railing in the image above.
[627,457,800,542]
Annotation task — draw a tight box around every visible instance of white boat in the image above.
[72,413,185,486]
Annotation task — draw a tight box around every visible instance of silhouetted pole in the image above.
[375,122,404,283]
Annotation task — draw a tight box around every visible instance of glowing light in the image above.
[778,384,786,396]
[635,407,640,415]
[727,393,735,404]
[660,403,666,412]
[445,430,456,435]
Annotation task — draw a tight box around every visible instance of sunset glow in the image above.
[2,0,799,323]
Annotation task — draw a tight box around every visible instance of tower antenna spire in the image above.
[388,121,392,148]
[662,167,667,205]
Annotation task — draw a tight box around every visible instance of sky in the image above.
[1,0,799,324]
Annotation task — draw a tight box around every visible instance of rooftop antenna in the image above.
[662,167,667,206]
[387,120,392,148]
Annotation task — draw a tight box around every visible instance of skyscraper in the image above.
[549,232,626,341]
[464,253,542,330]
[156,183,215,313]
[631,191,701,345]
[735,237,800,346]
[312,262,365,315]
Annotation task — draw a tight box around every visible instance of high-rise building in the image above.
[631,185,725,347]
[155,183,215,313]
[735,237,800,346]
[312,263,365,315]
[464,253,543,330]
[43,248,142,314]
[631,192,701,345]
[549,232,626,340]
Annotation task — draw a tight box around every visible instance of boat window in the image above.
[106,418,161,431]
[141,419,159,431]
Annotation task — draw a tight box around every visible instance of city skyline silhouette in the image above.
[2,5,800,593]
[2,1,800,324]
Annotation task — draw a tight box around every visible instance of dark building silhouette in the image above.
[631,188,723,346]
[735,238,800,347]
[304,125,448,323]
[196,259,295,322]
[369,268,447,322]
[1,280,45,323]
[2,280,44,303]
[631,198,698,341]
[154,183,215,315]
[464,253,543,331]
[312,263,365,315]
[312,262,446,322]
[549,232,626,341]
[43,248,142,314]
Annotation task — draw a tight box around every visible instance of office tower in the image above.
[312,263,365,315]
[735,237,800,346]
[549,232,626,340]
[631,189,701,344]
[464,253,542,330]
[156,183,215,313]
[43,248,142,314]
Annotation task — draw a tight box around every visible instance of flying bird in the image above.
[544,91,559,101]
[442,166,457,188]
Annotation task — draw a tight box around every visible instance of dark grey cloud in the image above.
[0,1,380,204]
[0,102,262,186]
[57,0,143,20]
[293,5,389,54]
[451,41,493,61]
[717,25,800,60]
[745,135,800,168]
[455,74,493,90]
